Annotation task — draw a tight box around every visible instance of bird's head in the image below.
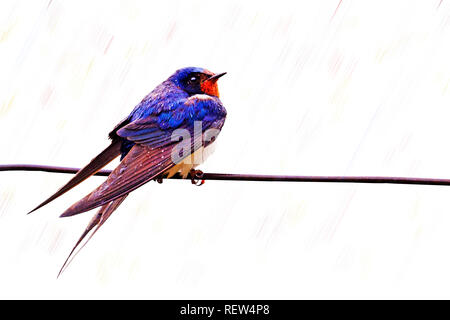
[169,67,226,98]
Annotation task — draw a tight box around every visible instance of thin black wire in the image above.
[1,164,450,186]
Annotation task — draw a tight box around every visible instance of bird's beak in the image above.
[205,72,227,83]
[201,72,226,98]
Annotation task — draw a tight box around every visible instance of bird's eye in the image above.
[189,76,198,83]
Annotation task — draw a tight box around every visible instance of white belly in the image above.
[164,144,216,178]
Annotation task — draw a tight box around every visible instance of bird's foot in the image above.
[189,169,205,186]
[153,175,164,184]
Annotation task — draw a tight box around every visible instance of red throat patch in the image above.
[200,80,220,97]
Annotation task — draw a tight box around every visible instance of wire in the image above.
[1,164,450,186]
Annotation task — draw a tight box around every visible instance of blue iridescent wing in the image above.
[117,95,226,147]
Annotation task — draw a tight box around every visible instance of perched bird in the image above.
[29,67,227,275]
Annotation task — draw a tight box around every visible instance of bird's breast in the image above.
[164,145,216,178]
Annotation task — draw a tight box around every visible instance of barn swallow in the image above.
[29,67,227,275]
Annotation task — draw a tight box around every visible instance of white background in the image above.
[0,0,450,299]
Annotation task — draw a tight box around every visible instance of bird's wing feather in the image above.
[28,139,122,214]
[60,95,225,217]
[60,144,174,217]
[118,94,226,146]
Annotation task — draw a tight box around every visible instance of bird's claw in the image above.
[154,176,164,184]
[190,169,205,186]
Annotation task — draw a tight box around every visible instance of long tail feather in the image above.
[28,139,122,214]
[57,210,103,277]
[57,194,128,277]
